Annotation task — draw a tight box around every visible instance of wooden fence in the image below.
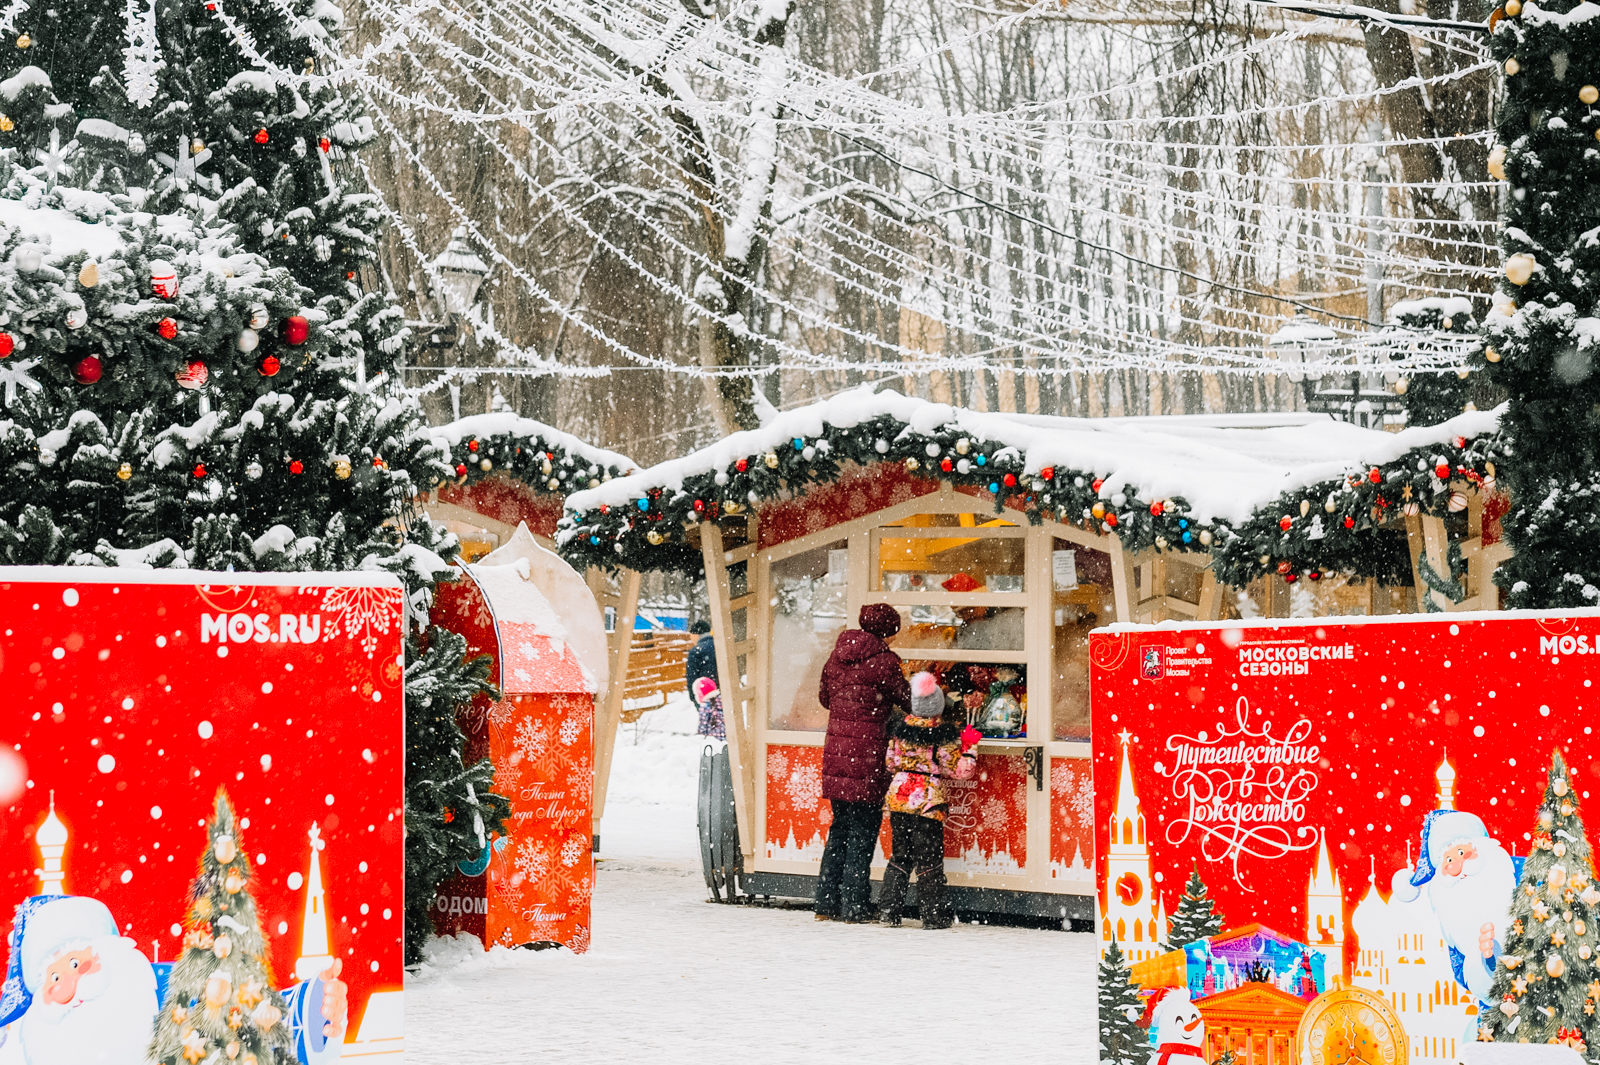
[621,630,697,721]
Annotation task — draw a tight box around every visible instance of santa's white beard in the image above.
[1427,843,1517,1002]
[18,937,157,1065]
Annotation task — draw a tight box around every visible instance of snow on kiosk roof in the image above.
[559,386,1505,593]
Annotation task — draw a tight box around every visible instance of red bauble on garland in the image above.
[0,332,13,358]
[1002,473,1017,488]
[1435,462,1451,479]
[253,128,270,145]
[468,439,479,452]
[258,354,280,377]
[1149,500,1164,517]
[939,458,953,473]
[318,136,330,152]
[1343,516,1356,529]
[289,460,303,475]
[1040,467,1054,481]
[157,317,178,340]
[72,355,102,384]
[1279,516,1292,531]
[284,315,309,345]
[193,464,206,478]
[1368,467,1382,484]
[175,359,209,390]
[454,463,467,477]
[735,458,748,473]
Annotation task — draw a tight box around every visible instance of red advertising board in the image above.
[1092,610,1600,1065]
[0,568,406,1064]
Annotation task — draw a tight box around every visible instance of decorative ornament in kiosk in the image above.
[975,667,1024,737]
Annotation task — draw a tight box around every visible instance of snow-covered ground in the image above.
[407,694,1096,1063]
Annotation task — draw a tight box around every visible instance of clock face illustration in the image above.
[1116,872,1144,905]
[1299,987,1407,1065]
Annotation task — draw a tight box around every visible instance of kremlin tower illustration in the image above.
[1102,731,1168,961]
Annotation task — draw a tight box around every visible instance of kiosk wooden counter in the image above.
[559,388,1510,918]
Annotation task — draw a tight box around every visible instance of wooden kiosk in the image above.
[560,388,1510,921]
[424,413,642,849]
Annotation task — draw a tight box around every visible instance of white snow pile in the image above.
[432,412,636,475]
[566,385,1503,526]
[1388,296,1475,324]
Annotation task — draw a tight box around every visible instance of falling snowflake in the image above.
[320,585,404,656]
[767,750,789,778]
[981,797,1011,832]
[787,762,822,810]
[514,719,551,762]
[560,835,586,868]
[514,839,550,885]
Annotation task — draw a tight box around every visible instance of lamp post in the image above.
[427,226,490,350]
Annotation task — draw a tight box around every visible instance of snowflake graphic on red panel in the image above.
[320,585,405,655]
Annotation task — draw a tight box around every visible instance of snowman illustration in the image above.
[1141,986,1208,1065]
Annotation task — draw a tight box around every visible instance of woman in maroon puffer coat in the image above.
[813,603,909,922]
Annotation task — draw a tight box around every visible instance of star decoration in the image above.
[31,129,75,190]
[1588,981,1600,999]
[1554,931,1567,947]
[1514,977,1529,994]
[153,133,212,194]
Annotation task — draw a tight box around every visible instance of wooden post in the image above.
[588,567,640,848]
[700,522,758,863]
[1404,512,1456,611]
[1108,537,1137,622]
[1196,568,1223,621]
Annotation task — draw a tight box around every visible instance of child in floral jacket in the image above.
[879,671,980,928]
[692,676,726,740]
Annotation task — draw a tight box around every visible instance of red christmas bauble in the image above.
[1104,512,1119,528]
[1276,560,1293,575]
[289,460,303,475]
[0,332,14,358]
[193,464,206,478]
[454,463,467,477]
[1343,515,1356,529]
[693,499,705,512]
[72,355,102,384]
[1149,501,1164,517]
[1279,516,1292,531]
[1091,478,1104,492]
[1002,473,1016,488]
[254,128,269,145]
[318,136,331,152]
[1284,573,1299,584]
[150,260,179,300]
[1435,462,1451,479]
[157,317,178,340]
[1452,436,1466,449]
[175,359,208,390]
[1309,571,1322,581]
[284,315,309,345]
[1368,467,1382,484]
[735,458,748,472]
[1040,467,1054,481]
[939,458,953,473]
[258,354,280,377]
[468,439,479,452]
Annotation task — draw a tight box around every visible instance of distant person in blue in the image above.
[685,618,718,700]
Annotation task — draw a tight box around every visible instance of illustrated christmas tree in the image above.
[1481,0,1600,607]
[1165,866,1225,949]
[1099,937,1148,1065]
[149,791,296,1065]
[1479,750,1600,1055]
[0,2,505,957]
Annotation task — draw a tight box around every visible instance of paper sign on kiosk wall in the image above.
[1052,549,1078,589]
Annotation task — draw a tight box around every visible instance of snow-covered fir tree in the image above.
[1099,937,1147,1065]
[1165,866,1225,950]
[1482,0,1600,607]
[0,0,505,958]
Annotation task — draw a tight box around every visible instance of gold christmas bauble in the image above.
[646,530,664,545]
[1299,499,1311,517]
[1486,347,1501,363]
[15,33,28,48]
[223,868,246,894]
[479,458,492,472]
[546,478,559,490]
[1091,502,1106,520]
[904,457,919,472]
[116,462,132,481]
[1395,377,1410,395]
[1576,918,1588,935]
[1487,144,1507,180]
[1583,944,1593,960]
[204,973,232,1009]
[333,458,352,480]
[1505,253,1537,286]
[213,833,236,863]
[763,451,779,469]
[1505,57,1520,75]
[1548,953,1567,978]
[212,934,233,959]
[191,138,206,155]
[0,114,12,133]
[1505,0,1522,11]
[78,260,99,288]
[1581,85,1599,105]
[1199,529,1213,546]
